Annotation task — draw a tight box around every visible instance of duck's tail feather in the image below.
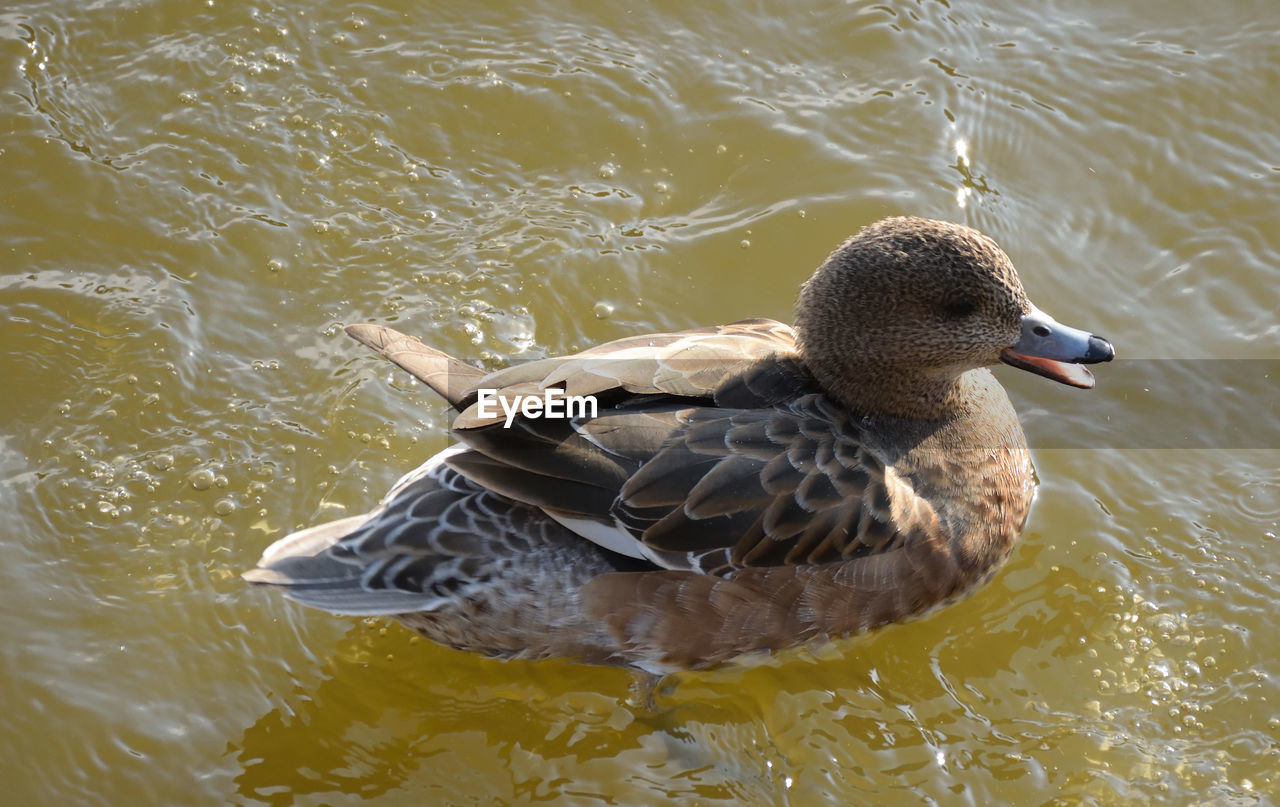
[242,515,451,615]
[344,323,486,409]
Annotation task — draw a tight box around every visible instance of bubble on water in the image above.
[214,498,236,516]
[189,468,216,491]
[592,301,615,319]
[266,258,285,272]
[597,162,618,179]
[178,90,198,105]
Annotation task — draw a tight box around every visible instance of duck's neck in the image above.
[808,360,980,421]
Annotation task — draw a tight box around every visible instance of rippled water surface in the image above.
[3,0,1278,804]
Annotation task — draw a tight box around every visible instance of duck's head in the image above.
[794,216,1114,418]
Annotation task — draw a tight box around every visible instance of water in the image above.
[3,0,1277,803]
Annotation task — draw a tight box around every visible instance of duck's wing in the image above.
[343,320,944,574]
[348,319,948,577]
[444,349,943,577]
[611,395,936,573]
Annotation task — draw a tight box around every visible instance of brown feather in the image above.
[344,323,484,408]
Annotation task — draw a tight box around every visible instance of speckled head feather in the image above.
[795,217,1030,418]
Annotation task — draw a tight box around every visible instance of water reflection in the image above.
[232,625,788,803]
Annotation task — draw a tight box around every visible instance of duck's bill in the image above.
[1000,304,1115,389]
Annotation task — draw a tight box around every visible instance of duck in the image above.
[243,216,1113,673]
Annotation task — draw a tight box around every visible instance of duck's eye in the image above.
[943,298,977,318]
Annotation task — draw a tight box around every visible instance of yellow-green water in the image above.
[3,1,1278,804]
